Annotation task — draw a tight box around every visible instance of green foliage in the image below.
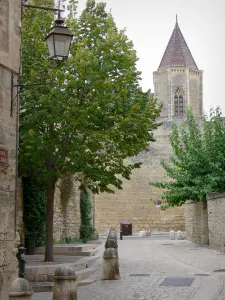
[60,173,74,210]
[149,107,225,208]
[80,189,97,241]
[19,0,161,193]
[19,0,160,260]
[23,172,46,246]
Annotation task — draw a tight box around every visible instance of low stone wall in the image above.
[184,200,209,245]
[207,193,225,253]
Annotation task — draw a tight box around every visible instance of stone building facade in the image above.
[0,0,21,299]
[94,17,203,234]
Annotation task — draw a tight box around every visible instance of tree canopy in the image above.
[20,0,161,260]
[149,107,225,209]
[20,0,161,193]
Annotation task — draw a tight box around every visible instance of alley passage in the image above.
[33,235,225,300]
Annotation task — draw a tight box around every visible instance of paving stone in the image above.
[32,237,225,300]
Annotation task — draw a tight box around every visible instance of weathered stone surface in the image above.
[17,178,24,240]
[105,238,118,249]
[184,200,209,245]
[53,265,77,300]
[95,121,185,234]
[0,0,21,72]
[207,193,225,252]
[9,278,33,299]
[102,248,120,280]
[0,1,21,298]
[170,230,175,240]
[53,176,81,241]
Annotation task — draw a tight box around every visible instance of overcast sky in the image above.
[66,0,225,114]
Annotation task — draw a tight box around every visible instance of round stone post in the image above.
[9,278,33,300]
[52,265,77,300]
[170,230,176,240]
[102,248,120,280]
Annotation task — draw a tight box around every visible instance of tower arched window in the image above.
[174,90,184,116]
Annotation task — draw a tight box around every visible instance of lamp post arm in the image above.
[22,4,64,13]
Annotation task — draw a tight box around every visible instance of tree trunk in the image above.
[45,175,57,262]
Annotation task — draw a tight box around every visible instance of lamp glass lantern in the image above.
[46,18,73,60]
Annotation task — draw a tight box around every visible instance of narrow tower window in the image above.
[174,90,184,115]
[179,95,183,115]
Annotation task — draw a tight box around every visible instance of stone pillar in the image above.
[52,265,77,300]
[8,278,33,300]
[102,248,120,280]
[169,230,175,240]
[184,200,209,245]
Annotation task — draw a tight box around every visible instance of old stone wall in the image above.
[16,175,81,243]
[95,119,185,234]
[153,69,168,117]
[207,193,225,253]
[184,200,209,245]
[53,175,81,241]
[0,1,21,299]
[17,178,25,240]
[189,70,203,116]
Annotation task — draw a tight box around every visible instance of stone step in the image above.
[35,248,99,257]
[76,267,97,281]
[25,256,99,282]
[87,240,102,245]
[31,268,97,293]
[35,244,97,254]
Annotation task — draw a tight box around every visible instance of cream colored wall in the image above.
[95,121,184,234]
[95,66,203,235]
[153,69,169,117]
[0,1,21,299]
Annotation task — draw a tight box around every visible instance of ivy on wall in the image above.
[60,173,74,211]
[23,173,46,246]
[80,188,97,242]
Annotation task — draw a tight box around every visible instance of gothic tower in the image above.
[94,17,203,234]
[154,16,203,118]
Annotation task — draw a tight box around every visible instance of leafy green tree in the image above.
[149,107,225,209]
[20,0,161,261]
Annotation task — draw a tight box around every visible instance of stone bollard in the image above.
[52,265,77,300]
[105,238,118,249]
[102,248,120,280]
[9,278,33,300]
[177,230,185,240]
[170,230,176,240]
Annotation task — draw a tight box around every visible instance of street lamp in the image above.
[22,2,74,61]
[46,17,73,61]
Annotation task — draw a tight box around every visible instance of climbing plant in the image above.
[60,173,74,211]
[80,189,97,242]
[23,171,47,246]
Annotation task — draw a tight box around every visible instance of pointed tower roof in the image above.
[158,15,198,70]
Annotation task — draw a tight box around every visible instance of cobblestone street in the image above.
[33,236,225,300]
